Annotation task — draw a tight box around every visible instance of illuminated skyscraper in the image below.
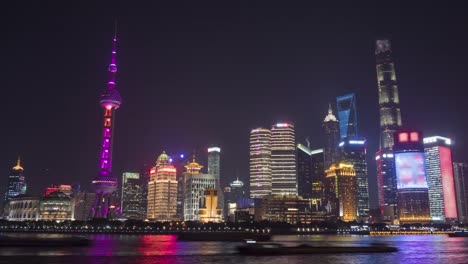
[339,137,369,218]
[376,149,397,221]
[424,136,458,222]
[336,93,358,139]
[375,39,402,149]
[453,162,468,223]
[323,105,340,170]
[121,172,144,220]
[147,152,178,221]
[4,157,27,206]
[325,163,357,222]
[271,123,297,195]
[249,128,272,198]
[183,156,217,221]
[208,147,224,217]
[393,131,430,223]
[91,29,122,219]
[297,143,324,200]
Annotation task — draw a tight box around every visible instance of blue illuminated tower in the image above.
[336,93,358,139]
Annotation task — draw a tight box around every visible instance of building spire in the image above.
[107,23,118,90]
[324,103,338,122]
[12,156,24,171]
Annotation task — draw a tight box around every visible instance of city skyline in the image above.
[2,3,468,211]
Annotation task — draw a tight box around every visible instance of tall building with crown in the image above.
[3,157,27,215]
[147,152,178,221]
[91,28,122,219]
[183,155,217,221]
[325,163,357,222]
[323,105,340,170]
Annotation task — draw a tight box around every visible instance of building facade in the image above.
[73,191,96,221]
[207,147,224,217]
[393,131,431,223]
[91,30,122,219]
[323,105,340,170]
[260,195,312,224]
[325,163,357,222]
[424,136,458,222]
[249,128,272,198]
[199,189,223,223]
[339,137,369,218]
[271,123,297,195]
[39,192,74,221]
[453,162,468,223]
[336,93,358,139]
[147,152,178,221]
[121,172,144,220]
[7,195,40,221]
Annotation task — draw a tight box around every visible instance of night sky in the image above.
[1,2,467,209]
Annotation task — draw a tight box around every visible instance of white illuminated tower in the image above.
[249,128,272,198]
[91,29,122,219]
[271,123,297,195]
[208,147,224,217]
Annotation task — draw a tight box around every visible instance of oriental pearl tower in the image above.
[91,28,122,219]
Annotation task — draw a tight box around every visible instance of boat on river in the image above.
[448,231,468,237]
[237,242,398,255]
[0,235,92,247]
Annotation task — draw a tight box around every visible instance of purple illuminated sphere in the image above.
[100,89,122,109]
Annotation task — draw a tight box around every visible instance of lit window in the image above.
[104,128,111,137]
[399,133,408,143]
[410,132,419,142]
[104,118,111,127]
[105,108,112,117]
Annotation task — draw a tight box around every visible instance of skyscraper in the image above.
[376,149,397,221]
[453,162,468,223]
[297,143,313,199]
[339,137,370,218]
[336,93,358,139]
[323,105,340,170]
[208,147,224,217]
[325,163,357,222]
[393,131,430,223]
[375,39,402,149]
[271,123,297,195]
[121,172,144,220]
[424,136,458,222]
[4,157,27,206]
[147,152,178,221]
[249,128,272,198]
[91,29,122,219]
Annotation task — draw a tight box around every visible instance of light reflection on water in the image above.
[0,234,467,264]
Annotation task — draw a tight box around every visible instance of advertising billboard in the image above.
[439,146,458,219]
[395,152,428,189]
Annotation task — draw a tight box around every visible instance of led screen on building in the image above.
[395,152,428,189]
[439,146,458,219]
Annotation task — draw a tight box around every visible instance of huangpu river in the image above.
[0,234,466,264]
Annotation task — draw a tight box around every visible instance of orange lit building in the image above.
[147,152,178,221]
[199,189,223,223]
[325,163,357,221]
